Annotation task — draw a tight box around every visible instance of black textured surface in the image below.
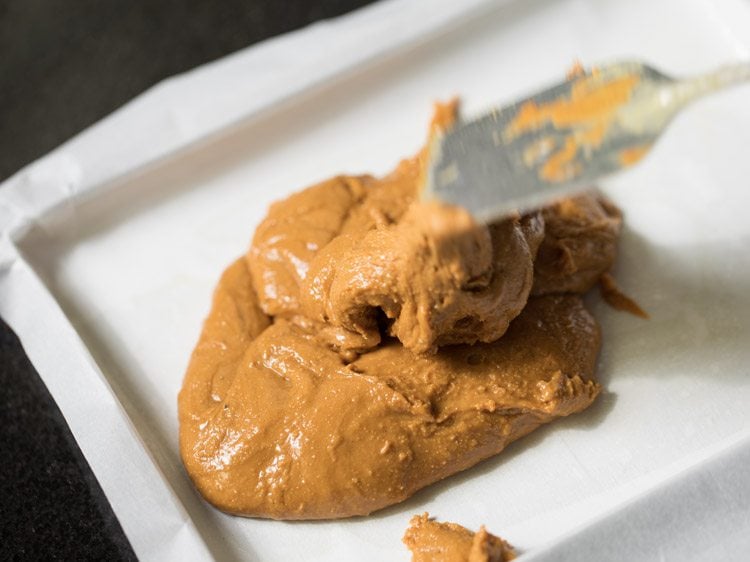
[0,318,137,562]
[0,1,375,560]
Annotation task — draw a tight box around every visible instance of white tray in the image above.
[2,0,750,560]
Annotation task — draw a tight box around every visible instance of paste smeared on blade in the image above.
[178,101,622,519]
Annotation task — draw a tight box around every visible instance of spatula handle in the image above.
[675,60,750,107]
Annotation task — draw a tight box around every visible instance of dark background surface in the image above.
[0,1,374,559]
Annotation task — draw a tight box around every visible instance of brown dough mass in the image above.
[532,195,622,295]
[247,102,545,356]
[178,101,620,519]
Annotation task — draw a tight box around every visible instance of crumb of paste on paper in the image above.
[403,513,516,562]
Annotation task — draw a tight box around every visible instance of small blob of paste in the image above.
[403,513,516,562]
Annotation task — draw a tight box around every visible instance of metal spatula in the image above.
[424,61,750,222]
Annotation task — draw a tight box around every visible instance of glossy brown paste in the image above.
[178,102,621,519]
[403,513,516,562]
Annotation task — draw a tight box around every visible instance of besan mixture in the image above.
[178,100,624,520]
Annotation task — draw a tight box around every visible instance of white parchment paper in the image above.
[2,0,750,560]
